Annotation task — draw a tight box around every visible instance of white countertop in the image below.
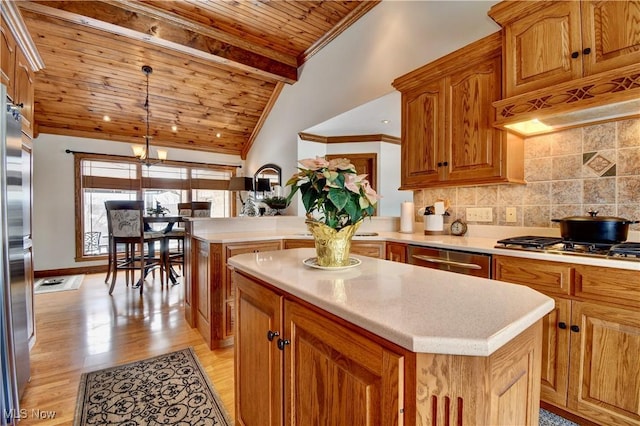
[228,248,554,356]
[194,229,640,271]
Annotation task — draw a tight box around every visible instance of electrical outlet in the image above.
[506,207,517,223]
[466,207,493,222]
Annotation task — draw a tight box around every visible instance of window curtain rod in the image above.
[64,149,243,169]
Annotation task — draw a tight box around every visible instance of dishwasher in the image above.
[408,245,491,278]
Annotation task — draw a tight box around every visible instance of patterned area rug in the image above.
[34,274,85,294]
[74,348,232,425]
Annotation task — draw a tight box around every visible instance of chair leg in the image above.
[105,238,113,284]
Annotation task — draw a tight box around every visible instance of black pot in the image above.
[552,212,639,243]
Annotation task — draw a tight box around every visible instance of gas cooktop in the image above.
[495,236,640,261]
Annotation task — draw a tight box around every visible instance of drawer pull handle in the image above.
[570,325,580,333]
[558,322,567,329]
[411,255,482,270]
[277,338,290,350]
[267,330,279,341]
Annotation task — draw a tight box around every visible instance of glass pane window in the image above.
[82,160,137,179]
[142,189,186,217]
[192,190,230,217]
[142,165,188,179]
[192,168,232,180]
[82,189,136,256]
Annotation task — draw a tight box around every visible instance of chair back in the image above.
[84,231,101,253]
[191,201,211,217]
[105,200,144,238]
[177,202,192,217]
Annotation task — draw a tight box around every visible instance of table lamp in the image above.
[228,177,254,206]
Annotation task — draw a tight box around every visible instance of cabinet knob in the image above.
[437,162,443,167]
[267,330,279,341]
[582,47,591,55]
[570,325,580,333]
[571,51,580,59]
[558,322,567,329]
[277,338,290,350]
[442,161,448,167]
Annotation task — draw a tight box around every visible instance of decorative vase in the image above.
[305,219,362,267]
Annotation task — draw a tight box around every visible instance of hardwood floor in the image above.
[19,273,235,425]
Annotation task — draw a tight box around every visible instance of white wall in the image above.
[32,134,241,270]
[246,1,500,213]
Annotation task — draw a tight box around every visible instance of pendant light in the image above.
[132,65,167,166]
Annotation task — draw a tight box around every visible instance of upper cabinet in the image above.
[1,15,17,100]
[14,49,35,138]
[1,3,44,138]
[490,1,640,97]
[393,32,524,190]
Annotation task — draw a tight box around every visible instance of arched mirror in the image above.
[254,164,281,198]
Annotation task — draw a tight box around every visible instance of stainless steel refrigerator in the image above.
[1,84,30,425]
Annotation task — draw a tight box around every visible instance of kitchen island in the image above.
[228,248,554,425]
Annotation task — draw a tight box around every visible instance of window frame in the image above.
[73,152,238,261]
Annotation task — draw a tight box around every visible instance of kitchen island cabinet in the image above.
[230,248,554,425]
[186,235,281,349]
[494,255,640,426]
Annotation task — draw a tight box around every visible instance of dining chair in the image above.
[104,200,165,295]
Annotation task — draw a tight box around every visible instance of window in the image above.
[73,153,237,261]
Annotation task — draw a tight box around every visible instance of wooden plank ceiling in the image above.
[18,0,379,158]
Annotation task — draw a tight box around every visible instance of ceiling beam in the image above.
[20,1,298,84]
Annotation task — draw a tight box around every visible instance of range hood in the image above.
[493,63,640,137]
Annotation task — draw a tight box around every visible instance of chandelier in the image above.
[132,65,167,166]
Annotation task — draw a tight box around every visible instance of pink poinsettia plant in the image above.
[285,157,380,230]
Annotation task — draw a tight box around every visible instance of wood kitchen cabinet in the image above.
[14,48,35,137]
[187,237,281,349]
[494,255,640,425]
[283,239,386,259]
[1,15,17,100]
[393,32,524,190]
[385,241,406,263]
[489,0,640,97]
[234,271,405,425]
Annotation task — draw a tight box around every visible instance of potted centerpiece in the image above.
[285,157,380,267]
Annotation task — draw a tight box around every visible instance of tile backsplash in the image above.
[414,117,640,231]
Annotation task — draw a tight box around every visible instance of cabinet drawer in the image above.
[493,255,573,296]
[574,265,640,308]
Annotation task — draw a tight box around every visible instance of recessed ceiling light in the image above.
[103,115,111,122]
[381,119,390,124]
[171,125,178,132]
[216,133,221,138]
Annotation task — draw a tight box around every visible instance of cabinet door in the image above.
[385,242,406,263]
[235,273,283,426]
[284,299,404,426]
[193,239,213,347]
[445,55,503,183]
[581,1,640,76]
[568,301,640,426]
[224,241,282,338]
[351,241,385,259]
[503,1,583,96]
[401,80,445,188]
[540,296,571,407]
[1,16,16,100]
[14,49,34,138]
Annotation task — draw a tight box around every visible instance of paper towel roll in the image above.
[400,201,414,233]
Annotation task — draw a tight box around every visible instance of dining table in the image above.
[143,215,184,285]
